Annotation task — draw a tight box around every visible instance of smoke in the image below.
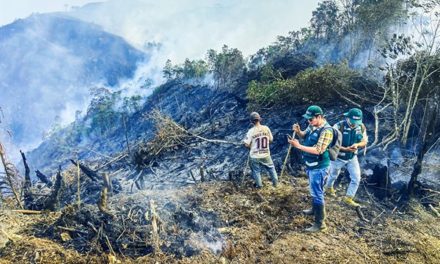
[65,0,320,106]
[0,22,89,153]
[0,13,145,162]
[1,0,320,161]
[69,0,319,62]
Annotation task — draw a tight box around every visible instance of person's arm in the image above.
[293,123,307,138]
[288,128,333,155]
[267,127,274,143]
[243,129,252,148]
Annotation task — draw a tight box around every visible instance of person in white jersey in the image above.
[243,112,278,189]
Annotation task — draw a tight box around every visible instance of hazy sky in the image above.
[0,0,99,26]
[0,0,321,155]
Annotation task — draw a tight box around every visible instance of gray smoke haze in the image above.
[69,0,319,62]
[66,0,320,106]
[1,0,320,162]
[0,14,145,161]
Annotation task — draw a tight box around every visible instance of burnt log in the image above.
[35,170,53,187]
[70,159,99,182]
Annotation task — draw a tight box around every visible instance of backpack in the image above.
[320,126,342,161]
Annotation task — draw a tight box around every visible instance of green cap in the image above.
[302,105,323,119]
[344,108,363,125]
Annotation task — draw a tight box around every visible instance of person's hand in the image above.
[288,138,300,148]
[292,123,301,134]
[348,144,358,152]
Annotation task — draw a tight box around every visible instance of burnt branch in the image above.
[35,170,53,187]
[70,159,99,182]
[134,109,240,167]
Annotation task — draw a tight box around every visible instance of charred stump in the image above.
[20,150,33,208]
[45,166,64,211]
[98,172,114,218]
[369,164,391,200]
[199,167,205,182]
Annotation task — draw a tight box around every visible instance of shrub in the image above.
[247,63,367,110]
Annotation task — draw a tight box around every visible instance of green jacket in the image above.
[302,123,332,169]
[336,120,365,160]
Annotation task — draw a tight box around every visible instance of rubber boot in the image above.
[343,196,360,207]
[317,204,327,231]
[326,186,336,197]
[305,204,327,232]
[302,203,314,215]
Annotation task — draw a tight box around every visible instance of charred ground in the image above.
[0,176,439,263]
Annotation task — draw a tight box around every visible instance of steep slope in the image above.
[0,13,146,150]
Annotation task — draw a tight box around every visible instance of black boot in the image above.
[305,204,327,232]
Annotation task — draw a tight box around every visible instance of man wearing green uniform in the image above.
[325,108,368,207]
[289,105,333,232]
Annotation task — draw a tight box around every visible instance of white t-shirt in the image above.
[243,125,273,158]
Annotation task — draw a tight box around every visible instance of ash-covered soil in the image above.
[0,176,439,264]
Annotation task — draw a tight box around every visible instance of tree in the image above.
[310,0,340,41]
[182,59,209,79]
[407,95,440,195]
[368,0,440,196]
[372,1,440,149]
[351,0,409,59]
[87,87,119,136]
[207,45,246,91]
[163,59,174,80]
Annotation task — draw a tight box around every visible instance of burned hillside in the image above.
[1,1,440,263]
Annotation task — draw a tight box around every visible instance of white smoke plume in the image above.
[70,0,319,61]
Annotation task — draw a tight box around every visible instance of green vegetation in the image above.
[163,59,209,80]
[207,45,246,91]
[247,63,367,110]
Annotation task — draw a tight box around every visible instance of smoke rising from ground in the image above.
[1,0,319,161]
[67,0,320,108]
